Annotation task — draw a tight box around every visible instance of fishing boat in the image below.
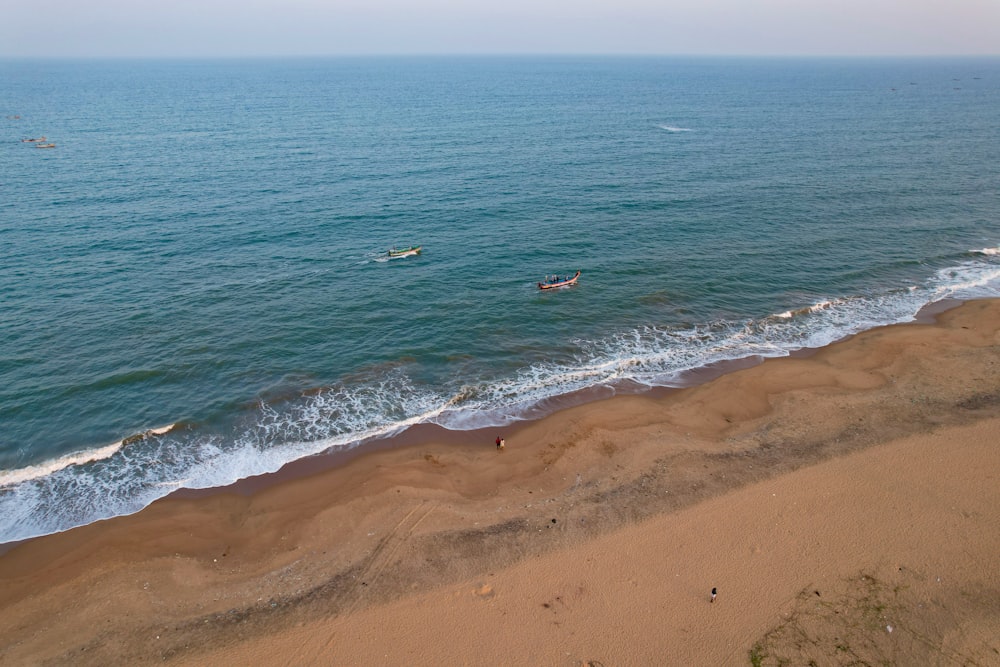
[21,136,45,143]
[387,245,421,258]
[538,270,581,290]
[34,143,56,149]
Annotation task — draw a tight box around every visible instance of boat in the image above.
[34,143,56,149]
[538,270,581,290]
[387,245,421,258]
[21,136,45,143]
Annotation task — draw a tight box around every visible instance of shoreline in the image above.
[0,297,967,550]
[82,297,975,504]
[1,297,998,664]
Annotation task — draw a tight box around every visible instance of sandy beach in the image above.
[2,299,999,665]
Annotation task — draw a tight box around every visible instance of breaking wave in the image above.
[0,425,176,488]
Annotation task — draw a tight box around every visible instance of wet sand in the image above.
[1,299,999,665]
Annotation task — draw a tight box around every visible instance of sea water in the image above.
[2,56,999,543]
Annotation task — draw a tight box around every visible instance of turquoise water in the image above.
[2,57,999,542]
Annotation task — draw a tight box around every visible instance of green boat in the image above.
[387,246,421,258]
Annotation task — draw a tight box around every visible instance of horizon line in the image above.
[2,52,999,61]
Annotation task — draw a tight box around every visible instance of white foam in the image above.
[0,443,123,488]
[931,263,1000,299]
[658,125,693,133]
[809,299,841,313]
[436,287,943,428]
[0,424,175,489]
[972,246,999,256]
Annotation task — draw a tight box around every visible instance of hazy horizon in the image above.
[2,0,998,59]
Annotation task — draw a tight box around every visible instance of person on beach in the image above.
[496,436,503,450]
[711,587,717,603]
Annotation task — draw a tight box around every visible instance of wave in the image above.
[3,254,1000,544]
[774,297,854,319]
[0,424,176,488]
[973,246,999,256]
[658,125,693,133]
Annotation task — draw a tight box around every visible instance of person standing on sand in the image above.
[496,436,502,450]
[711,587,717,603]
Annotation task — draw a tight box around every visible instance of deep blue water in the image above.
[2,56,999,543]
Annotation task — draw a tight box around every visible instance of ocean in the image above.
[2,56,999,544]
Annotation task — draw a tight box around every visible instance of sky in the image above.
[2,0,998,58]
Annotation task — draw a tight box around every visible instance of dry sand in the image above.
[2,299,999,666]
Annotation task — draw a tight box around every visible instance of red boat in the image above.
[538,270,581,290]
